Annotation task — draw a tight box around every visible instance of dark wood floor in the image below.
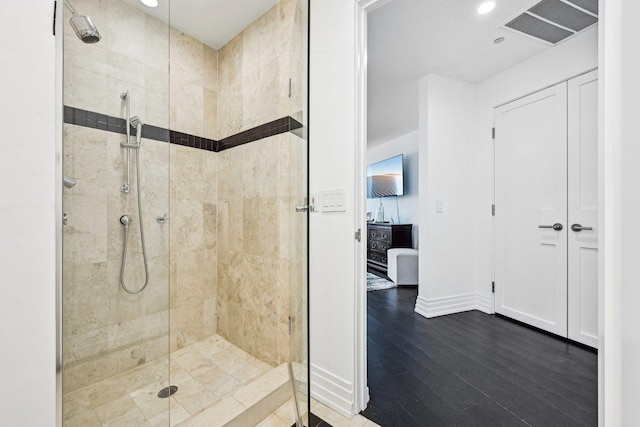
[361,287,598,427]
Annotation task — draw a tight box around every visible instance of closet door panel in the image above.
[494,83,568,337]
[568,70,599,348]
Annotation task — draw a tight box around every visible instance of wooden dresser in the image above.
[367,223,413,277]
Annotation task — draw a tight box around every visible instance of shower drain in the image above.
[157,385,178,398]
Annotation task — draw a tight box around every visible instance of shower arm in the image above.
[63,0,79,16]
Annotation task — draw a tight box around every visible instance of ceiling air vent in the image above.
[502,0,598,45]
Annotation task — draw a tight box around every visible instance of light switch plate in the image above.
[321,189,347,212]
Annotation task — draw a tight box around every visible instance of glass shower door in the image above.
[61,0,171,424]
[165,0,310,425]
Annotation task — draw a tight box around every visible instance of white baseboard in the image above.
[414,293,477,318]
[310,364,354,417]
[414,292,494,318]
[475,293,493,314]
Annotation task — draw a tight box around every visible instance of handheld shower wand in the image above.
[130,116,144,145]
[118,91,149,295]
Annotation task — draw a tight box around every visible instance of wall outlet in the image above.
[436,200,444,213]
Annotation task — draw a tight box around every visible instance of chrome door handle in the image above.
[295,205,309,212]
[539,223,563,231]
[571,224,593,232]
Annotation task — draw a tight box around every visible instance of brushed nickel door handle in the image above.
[539,223,563,231]
[571,224,593,232]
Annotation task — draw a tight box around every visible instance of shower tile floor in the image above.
[63,334,296,426]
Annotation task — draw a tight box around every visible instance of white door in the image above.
[567,70,599,348]
[495,83,568,337]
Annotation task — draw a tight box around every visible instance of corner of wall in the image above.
[414,292,493,318]
[310,364,355,418]
[475,293,493,314]
[417,74,479,306]
[414,292,476,318]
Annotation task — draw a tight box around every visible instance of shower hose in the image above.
[120,144,149,295]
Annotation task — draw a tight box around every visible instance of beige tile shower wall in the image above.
[215,0,307,367]
[169,144,218,352]
[62,0,172,394]
[217,133,306,366]
[168,22,220,354]
[217,0,305,139]
[62,125,170,394]
[63,0,169,129]
[169,28,218,139]
[63,0,223,392]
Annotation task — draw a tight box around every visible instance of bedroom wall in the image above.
[473,27,598,308]
[412,28,598,320]
[366,130,419,247]
[415,74,478,318]
[603,0,640,422]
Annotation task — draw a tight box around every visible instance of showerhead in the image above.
[64,0,101,44]
[70,15,101,43]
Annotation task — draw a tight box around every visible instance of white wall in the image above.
[474,27,598,306]
[413,29,598,320]
[415,74,479,318]
[309,0,359,416]
[0,1,57,425]
[366,130,419,246]
[603,0,640,423]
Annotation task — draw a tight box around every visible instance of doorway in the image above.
[357,0,600,423]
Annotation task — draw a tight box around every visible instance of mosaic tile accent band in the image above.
[64,106,303,152]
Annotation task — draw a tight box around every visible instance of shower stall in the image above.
[59,0,309,425]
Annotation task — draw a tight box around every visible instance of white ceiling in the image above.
[122,0,279,49]
[367,0,554,146]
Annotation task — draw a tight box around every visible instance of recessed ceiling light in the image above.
[477,1,496,14]
[140,0,158,7]
[494,37,505,44]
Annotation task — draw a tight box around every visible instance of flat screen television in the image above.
[367,154,404,198]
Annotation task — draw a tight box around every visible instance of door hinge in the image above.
[289,78,292,98]
[288,316,293,335]
[492,127,496,139]
[492,281,495,293]
[355,228,362,242]
[492,204,495,216]
[53,1,57,35]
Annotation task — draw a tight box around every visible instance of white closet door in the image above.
[495,83,568,337]
[568,70,599,348]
